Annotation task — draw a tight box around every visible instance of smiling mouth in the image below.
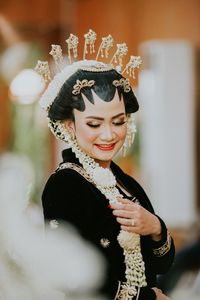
[95,143,116,151]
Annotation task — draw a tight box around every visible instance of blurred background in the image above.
[0,0,200,299]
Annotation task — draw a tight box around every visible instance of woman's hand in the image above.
[111,198,162,240]
[152,287,170,300]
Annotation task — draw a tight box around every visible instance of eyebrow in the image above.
[85,113,126,120]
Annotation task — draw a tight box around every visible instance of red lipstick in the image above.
[95,143,116,151]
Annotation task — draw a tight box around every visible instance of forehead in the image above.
[74,90,126,118]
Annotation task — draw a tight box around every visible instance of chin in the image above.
[92,151,117,163]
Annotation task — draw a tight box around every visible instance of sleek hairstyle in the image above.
[48,68,139,121]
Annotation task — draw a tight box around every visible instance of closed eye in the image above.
[112,120,127,126]
[86,123,101,128]
[86,119,127,128]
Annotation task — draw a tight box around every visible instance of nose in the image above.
[100,125,116,141]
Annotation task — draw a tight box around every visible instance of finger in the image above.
[121,225,139,233]
[118,198,139,211]
[110,203,124,210]
[117,197,135,204]
[116,217,137,227]
[112,209,133,219]
[112,203,137,212]
[116,217,131,226]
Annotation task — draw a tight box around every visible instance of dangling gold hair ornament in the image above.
[121,114,137,157]
[34,60,51,82]
[122,55,142,78]
[83,29,97,59]
[49,44,63,71]
[65,34,79,63]
[96,34,114,60]
[110,43,128,72]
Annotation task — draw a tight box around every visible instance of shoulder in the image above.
[43,167,93,197]
[42,167,95,211]
[41,167,96,220]
[45,167,88,185]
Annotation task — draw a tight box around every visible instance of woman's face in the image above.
[66,90,127,168]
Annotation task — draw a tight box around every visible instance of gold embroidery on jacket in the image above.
[153,231,172,257]
[56,162,93,183]
[100,238,110,248]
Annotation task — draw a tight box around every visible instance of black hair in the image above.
[48,68,139,121]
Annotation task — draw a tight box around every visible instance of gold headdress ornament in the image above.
[35,61,51,82]
[49,44,63,71]
[122,55,142,78]
[96,34,114,60]
[66,34,79,63]
[83,29,97,59]
[35,29,142,111]
[110,42,128,72]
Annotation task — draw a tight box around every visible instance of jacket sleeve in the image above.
[139,188,175,274]
[149,215,175,274]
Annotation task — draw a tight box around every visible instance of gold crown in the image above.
[35,29,142,111]
[35,29,142,82]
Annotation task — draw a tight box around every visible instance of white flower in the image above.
[118,230,140,250]
[92,166,116,188]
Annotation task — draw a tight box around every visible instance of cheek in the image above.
[76,124,97,142]
[118,126,127,140]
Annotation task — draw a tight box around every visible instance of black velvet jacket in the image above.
[42,149,175,299]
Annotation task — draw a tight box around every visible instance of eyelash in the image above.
[87,121,127,128]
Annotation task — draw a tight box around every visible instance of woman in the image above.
[37,31,175,300]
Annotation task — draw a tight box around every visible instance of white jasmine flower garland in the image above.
[92,167,116,188]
